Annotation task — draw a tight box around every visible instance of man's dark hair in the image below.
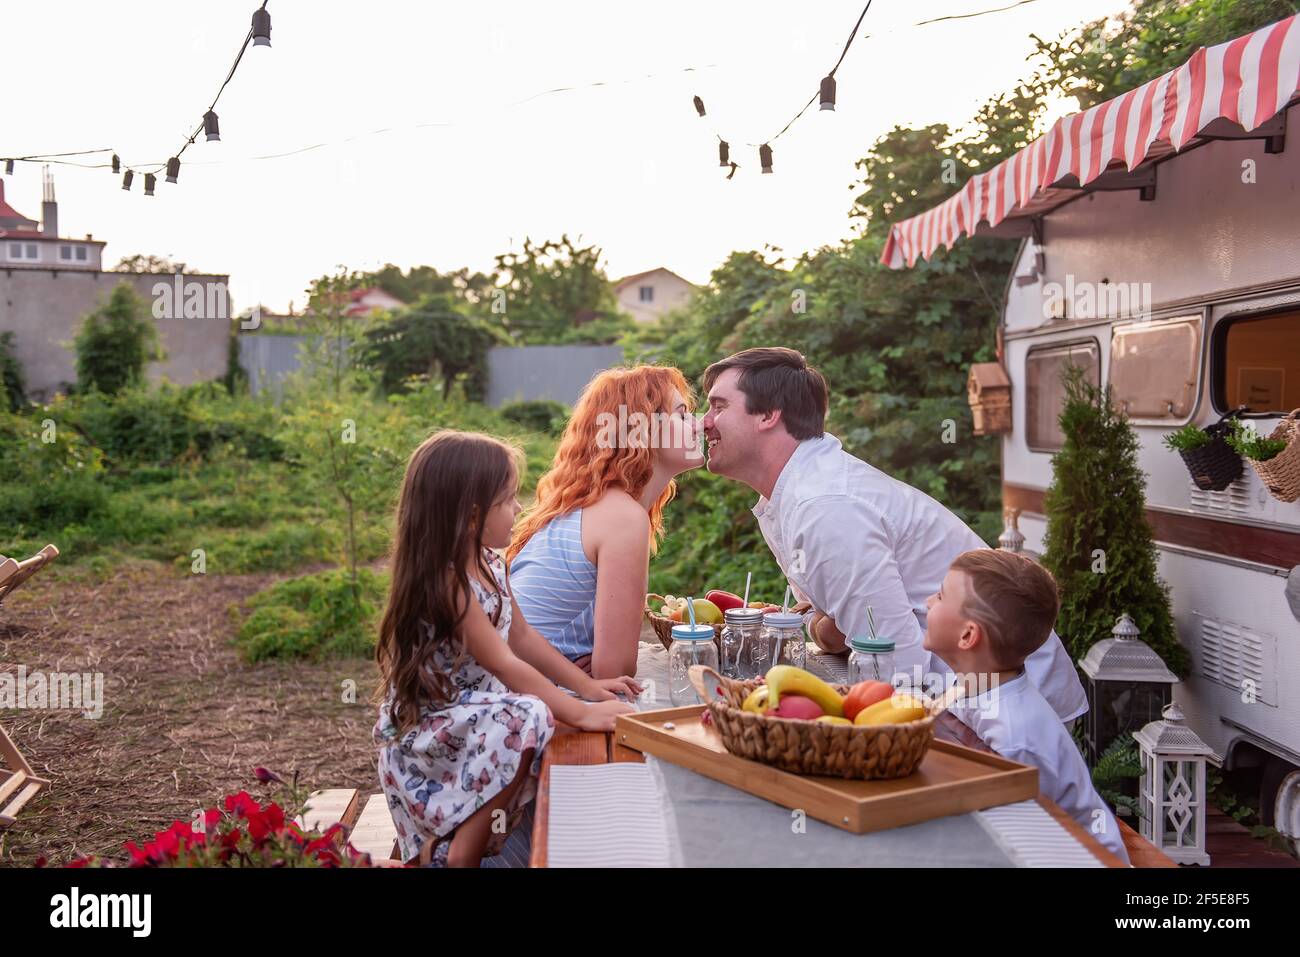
[701,347,828,440]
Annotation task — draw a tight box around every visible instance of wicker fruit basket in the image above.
[643,597,723,655]
[688,665,940,780]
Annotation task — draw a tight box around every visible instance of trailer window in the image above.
[1026,339,1100,451]
[1110,316,1202,420]
[1217,309,1300,413]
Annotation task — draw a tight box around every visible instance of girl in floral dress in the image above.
[374,430,640,867]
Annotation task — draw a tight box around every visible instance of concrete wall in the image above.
[0,269,232,399]
[238,334,319,398]
[485,344,624,407]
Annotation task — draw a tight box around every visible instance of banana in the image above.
[764,665,845,718]
[741,686,770,714]
[853,693,928,727]
[816,715,852,726]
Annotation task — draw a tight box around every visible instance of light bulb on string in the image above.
[122,170,134,191]
[4,160,12,176]
[252,7,271,47]
[819,75,836,111]
[166,157,181,184]
[759,144,773,174]
[111,154,120,174]
[693,96,706,117]
[204,110,221,142]
[144,173,156,196]
[718,140,729,167]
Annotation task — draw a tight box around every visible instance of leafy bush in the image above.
[234,567,387,661]
[0,331,26,412]
[1161,422,1212,452]
[1090,732,1142,819]
[1224,418,1288,462]
[499,399,568,436]
[72,283,161,395]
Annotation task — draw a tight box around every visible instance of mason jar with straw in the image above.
[669,595,719,705]
[721,571,765,678]
[847,606,897,684]
[761,585,807,671]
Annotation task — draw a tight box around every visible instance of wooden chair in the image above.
[0,545,59,844]
[0,544,59,608]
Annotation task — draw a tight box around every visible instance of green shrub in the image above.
[499,399,569,436]
[73,283,161,395]
[0,331,26,412]
[234,567,387,661]
[1161,422,1211,453]
[1224,418,1287,461]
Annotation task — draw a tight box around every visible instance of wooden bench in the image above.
[297,788,400,863]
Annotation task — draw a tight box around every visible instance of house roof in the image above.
[0,229,107,245]
[614,267,695,290]
[0,181,38,227]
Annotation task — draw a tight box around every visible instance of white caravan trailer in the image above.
[882,17,1300,848]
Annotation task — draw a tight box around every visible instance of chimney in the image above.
[41,166,58,238]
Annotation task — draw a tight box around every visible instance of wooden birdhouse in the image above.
[967,362,1011,435]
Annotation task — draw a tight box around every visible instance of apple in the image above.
[843,680,894,721]
[688,598,724,625]
[766,694,824,721]
[706,590,745,613]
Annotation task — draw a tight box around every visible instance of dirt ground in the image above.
[0,563,382,866]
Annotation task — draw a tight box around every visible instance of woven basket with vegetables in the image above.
[1225,411,1300,503]
[689,665,958,780]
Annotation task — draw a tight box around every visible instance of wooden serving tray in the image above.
[615,706,1038,834]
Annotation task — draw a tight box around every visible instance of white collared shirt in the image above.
[951,671,1130,865]
[752,433,1087,723]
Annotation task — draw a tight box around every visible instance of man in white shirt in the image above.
[700,347,1087,724]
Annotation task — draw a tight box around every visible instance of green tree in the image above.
[73,283,162,395]
[359,293,508,400]
[1031,0,1298,111]
[0,332,26,411]
[493,235,630,343]
[1041,368,1186,674]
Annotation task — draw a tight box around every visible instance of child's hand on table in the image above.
[575,698,636,732]
[588,676,643,700]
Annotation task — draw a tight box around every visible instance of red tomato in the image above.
[843,681,894,721]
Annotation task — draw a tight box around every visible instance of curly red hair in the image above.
[508,365,694,561]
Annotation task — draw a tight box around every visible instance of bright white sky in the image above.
[4,0,1124,312]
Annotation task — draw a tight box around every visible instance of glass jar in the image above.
[721,606,765,679]
[668,624,720,706]
[848,637,896,684]
[761,612,807,671]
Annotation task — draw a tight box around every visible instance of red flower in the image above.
[253,766,283,785]
[225,790,261,819]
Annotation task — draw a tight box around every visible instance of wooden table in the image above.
[531,711,1146,868]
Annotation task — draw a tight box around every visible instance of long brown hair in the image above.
[376,430,522,734]
[507,365,694,561]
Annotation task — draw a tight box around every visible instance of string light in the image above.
[252,7,272,47]
[693,96,706,117]
[111,154,120,174]
[166,157,181,184]
[144,173,156,196]
[4,160,12,176]
[819,75,836,111]
[204,110,221,143]
[759,144,773,174]
[121,170,133,191]
[718,140,729,167]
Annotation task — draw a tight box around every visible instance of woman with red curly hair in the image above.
[508,365,701,678]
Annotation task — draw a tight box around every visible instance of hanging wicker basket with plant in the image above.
[1225,411,1300,503]
[1162,408,1247,492]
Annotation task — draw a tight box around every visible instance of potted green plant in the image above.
[1225,413,1300,503]
[1161,409,1245,492]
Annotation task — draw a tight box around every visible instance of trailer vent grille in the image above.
[1188,476,1251,516]
[1192,613,1276,706]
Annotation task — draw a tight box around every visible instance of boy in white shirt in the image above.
[923,548,1130,865]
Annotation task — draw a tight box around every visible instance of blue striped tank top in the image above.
[509,509,597,660]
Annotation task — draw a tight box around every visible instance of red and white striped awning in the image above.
[881,14,1300,269]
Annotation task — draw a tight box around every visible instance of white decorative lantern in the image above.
[1134,701,1218,866]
